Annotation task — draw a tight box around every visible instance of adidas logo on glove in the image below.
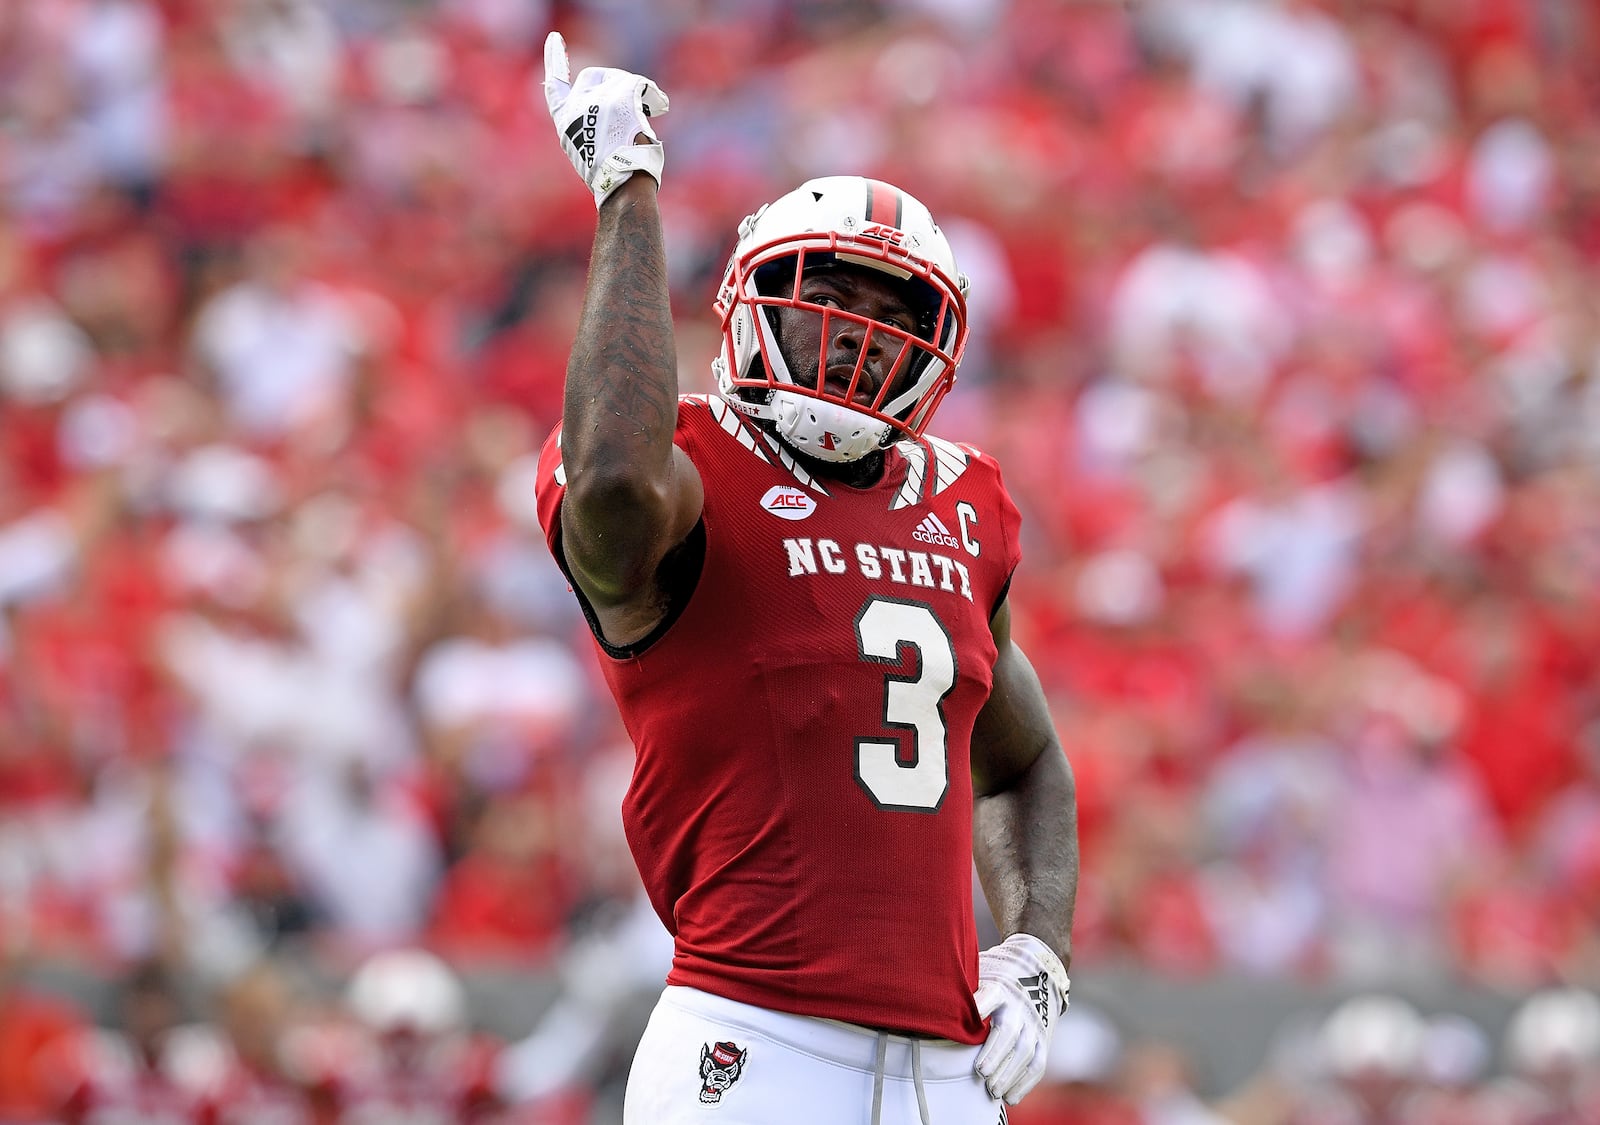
[1019,973,1051,1027]
[564,107,598,166]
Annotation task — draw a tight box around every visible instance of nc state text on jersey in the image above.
[782,538,974,603]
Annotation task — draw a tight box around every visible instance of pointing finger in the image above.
[543,31,571,109]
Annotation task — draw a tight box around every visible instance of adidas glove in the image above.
[974,932,1071,1106]
[543,31,669,208]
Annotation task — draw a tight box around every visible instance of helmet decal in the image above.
[864,179,903,227]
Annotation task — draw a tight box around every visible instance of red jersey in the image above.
[334,1034,507,1125]
[198,1061,319,1125]
[535,394,1023,1043]
[56,1029,205,1125]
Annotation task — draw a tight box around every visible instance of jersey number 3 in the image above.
[854,597,955,812]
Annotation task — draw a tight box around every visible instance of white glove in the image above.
[542,31,669,208]
[973,932,1071,1105]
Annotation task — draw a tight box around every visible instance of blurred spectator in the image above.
[411,591,586,794]
[276,759,442,952]
[1288,993,1425,1125]
[1122,1038,1228,1125]
[226,813,316,954]
[0,951,86,1122]
[493,747,671,1118]
[55,959,203,1123]
[216,0,343,147]
[188,225,375,442]
[337,947,508,1123]
[1323,714,1501,981]
[2,67,103,240]
[203,960,325,1124]
[1531,718,1600,951]
[1007,1003,1141,1125]
[1495,988,1600,1125]
[1148,0,1363,156]
[1408,1012,1495,1125]
[67,0,168,196]
[1200,695,1339,978]
[1199,451,1366,642]
[427,787,576,965]
[1108,210,1287,405]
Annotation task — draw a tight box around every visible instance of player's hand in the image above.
[973,932,1070,1106]
[543,31,669,208]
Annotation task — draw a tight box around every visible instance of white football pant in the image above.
[625,986,1005,1125]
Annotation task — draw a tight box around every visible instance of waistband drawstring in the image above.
[869,1031,933,1125]
[871,1031,887,1125]
[912,1038,930,1125]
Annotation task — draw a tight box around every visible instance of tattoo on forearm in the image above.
[568,201,678,450]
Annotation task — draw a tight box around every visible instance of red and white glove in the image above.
[542,31,669,208]
[974,933,1071,1105]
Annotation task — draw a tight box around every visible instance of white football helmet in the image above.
[1321,994,1426,1079]
[346,949,466,1038]
[713,176,970,462]
[1506,987,1600,1075]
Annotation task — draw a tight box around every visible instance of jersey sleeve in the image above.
[531,408,704,562]
[531,406,709,657]
[533,424,568,560]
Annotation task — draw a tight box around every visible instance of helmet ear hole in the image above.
[735,384,771,409]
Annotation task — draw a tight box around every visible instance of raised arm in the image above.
[969,597,1079,1107]
[543,34,703,636]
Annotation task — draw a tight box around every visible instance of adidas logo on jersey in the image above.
[912,513,961,549]
[564,106,599,166]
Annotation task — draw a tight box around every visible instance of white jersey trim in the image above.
[889,435,970,511]
[758,432,832,497]
[691,395,833,498]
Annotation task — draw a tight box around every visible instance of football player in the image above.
[336,948,507,1124]
[55,962,206,1125]
[536,32,1079,1125]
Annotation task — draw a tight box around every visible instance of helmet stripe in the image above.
[864,178,903,228]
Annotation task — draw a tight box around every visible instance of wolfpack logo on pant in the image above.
[698,1040,748,1105]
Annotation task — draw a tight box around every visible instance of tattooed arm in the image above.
[559,176,705,646]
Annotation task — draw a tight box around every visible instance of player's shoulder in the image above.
[885,432,1009,512]
[676,391,740,430]
[536,394,723,445]
[674,392,784,468]
[534,394,768,498]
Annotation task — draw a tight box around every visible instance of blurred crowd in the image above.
[1012,987,1600,1125]
[1,0,1598,1121]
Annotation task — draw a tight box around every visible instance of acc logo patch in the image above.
[698,1040,748,1105]
[761,485,816,521]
